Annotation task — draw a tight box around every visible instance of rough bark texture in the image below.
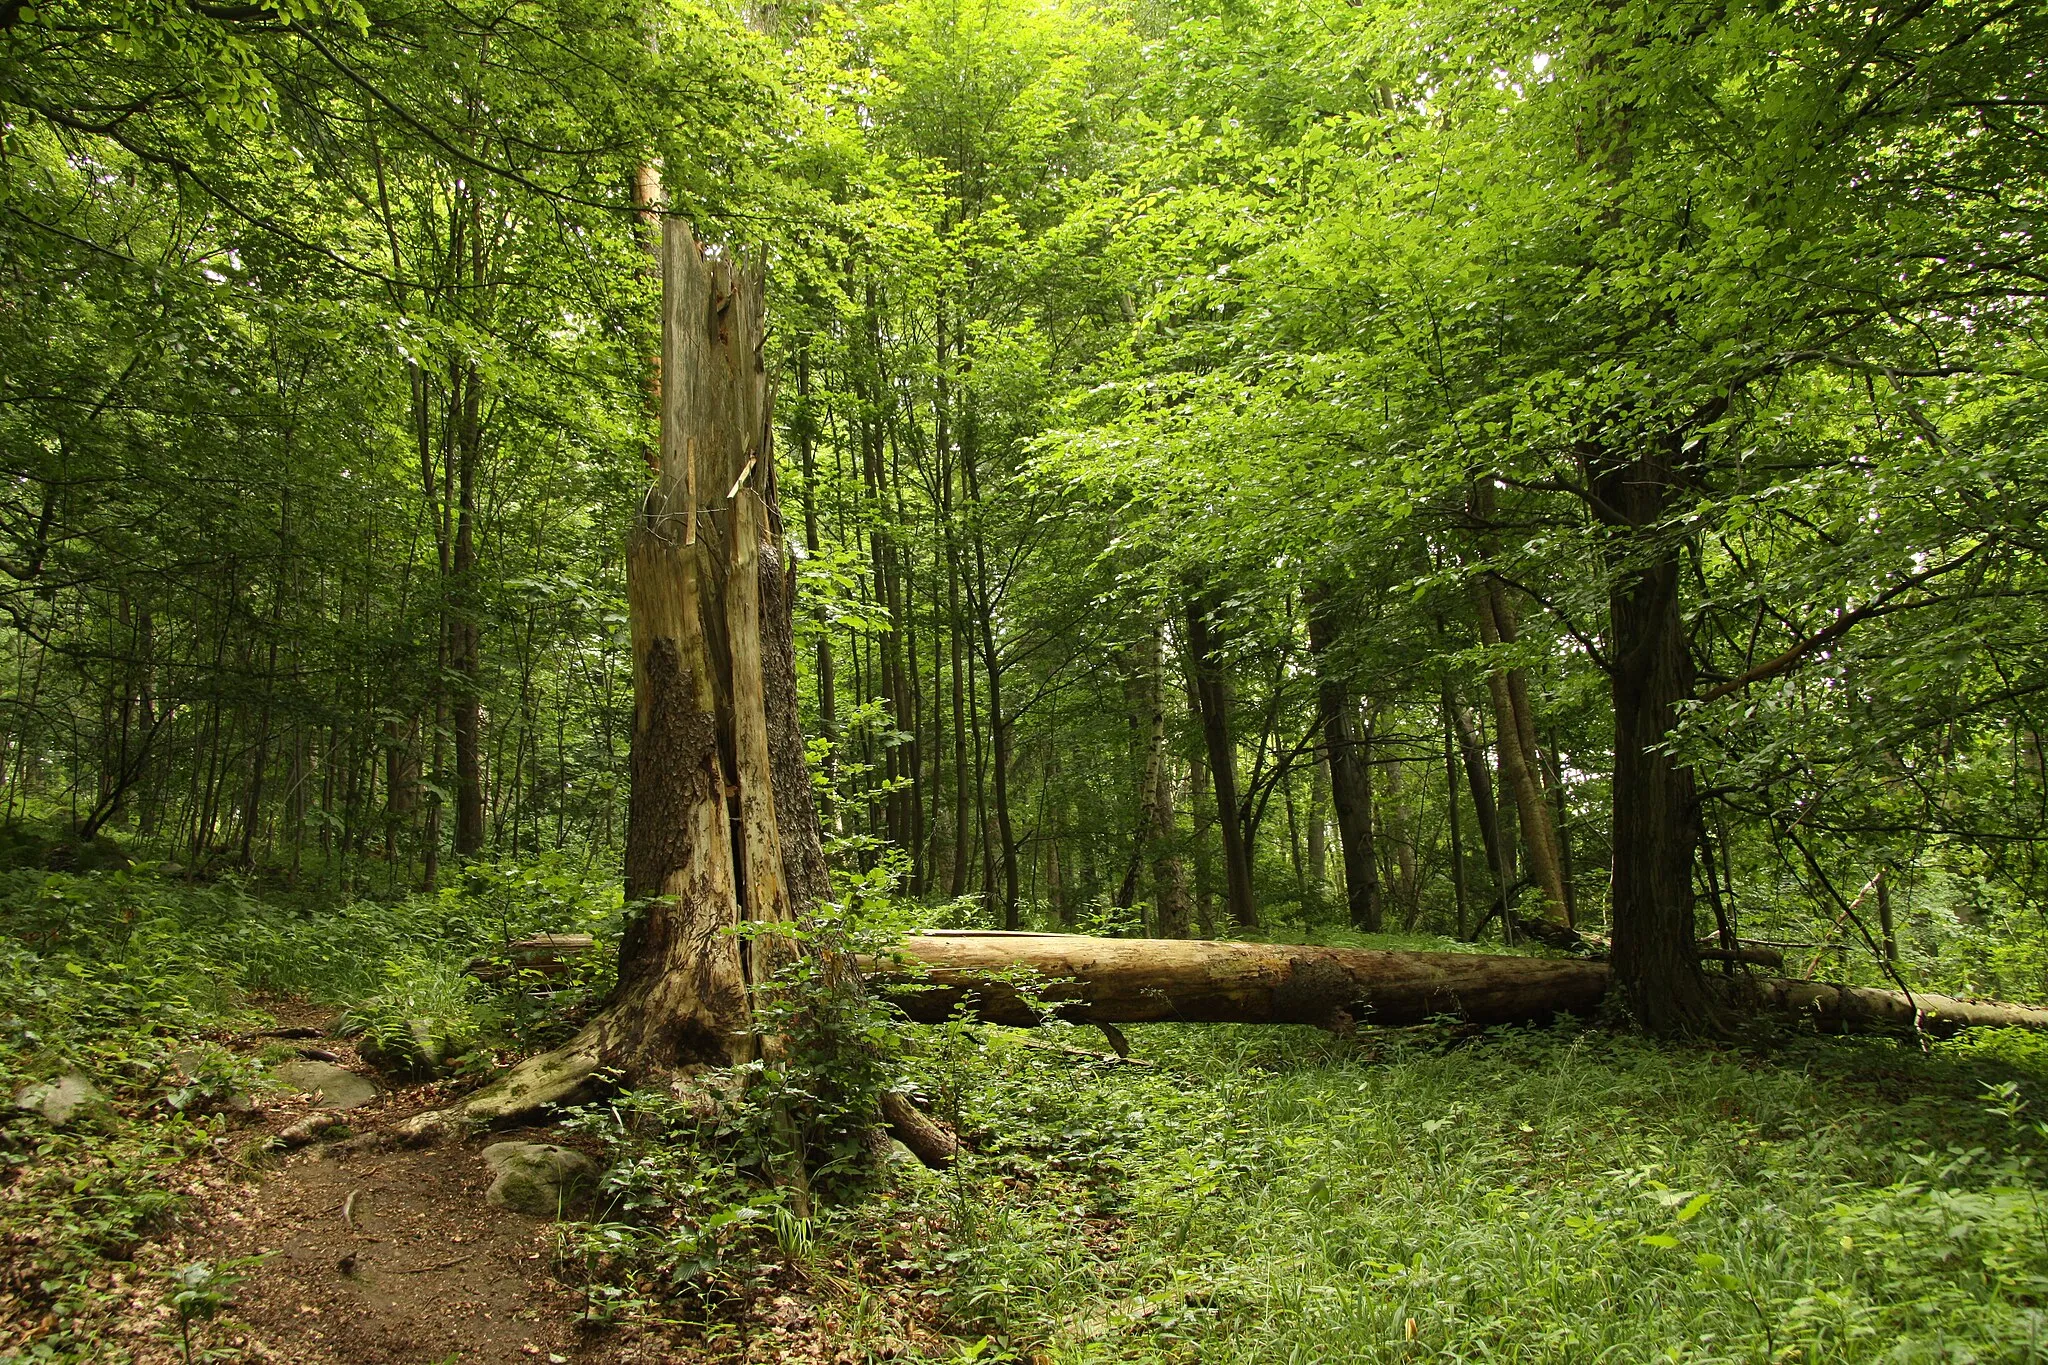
[1185,594,1259,929]
[1307,598,1380,932]
[402,217,825,1135]
[1589,431,1720,1035]
[878,1090,964,1169]
[873,932,2048,1039]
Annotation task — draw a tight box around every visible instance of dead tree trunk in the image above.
[403,217,823,1135]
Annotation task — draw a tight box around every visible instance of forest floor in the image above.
[10,869,2048,1362]
[13,1002,943,1365]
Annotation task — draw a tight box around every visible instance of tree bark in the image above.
[877,932,2048,1038]
[1138,623,1191,938]
[404,217,823,1135]
[1586,433,1719,1034]
[1445,687,1508,911]
[1185,594,1259,929]
[1187,741,1218,938]
[1307,754,1328,892]
[1307,598,1380,931]
[1473,583,1564,921]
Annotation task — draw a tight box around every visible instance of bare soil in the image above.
[213,1133,596,1364]
[67,1005,953,1365]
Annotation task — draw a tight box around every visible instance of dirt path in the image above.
[63,1006,949,1364]
[110,1006,641,1365]
[214,1133,597,1364]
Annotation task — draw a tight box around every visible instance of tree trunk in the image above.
[877,932,2048,1039]
[1443,698,1469,939]
[1473,584,1564,921]
[1306,754,1328,893]
[1876,869,1897,963]
[793,342,839,827]
[1188,742,1218,938]
[1185,594,1258,929]
[406,217,823,1135]
[1383,749,1419,928]
[1445,687,1507,906]
[1587,434,1719,1034]
[1138,623,1191,938]
[1308,603,1380,931]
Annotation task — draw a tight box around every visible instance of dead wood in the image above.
[879,1090,964,1169]
[874,931,2048,1038]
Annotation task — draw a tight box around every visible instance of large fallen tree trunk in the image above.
[873,931,2048,1038]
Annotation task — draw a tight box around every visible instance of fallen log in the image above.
[464,934,597,983]
[875,931,1610,1030]
[873,931,2048,1038]
[878,1090,964,1169]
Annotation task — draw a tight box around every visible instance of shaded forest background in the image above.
[6,0,2048,1004]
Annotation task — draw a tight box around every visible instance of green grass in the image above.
[891,1019,2048,1363]
[8,863,2048,1363]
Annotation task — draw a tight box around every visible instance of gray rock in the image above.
[13,1073,104,1125]
[481,1141,597,1218]
[272,1059,378,1110]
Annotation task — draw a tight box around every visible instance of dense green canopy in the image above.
[4,0,2048,1011]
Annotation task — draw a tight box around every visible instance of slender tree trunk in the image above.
[1188,742,1218,938]
[793,343,839,824]
[1875,868,1897,962]
[1444,697,1470,939]
[1307,754,1328,893]
[449,256,487,861]
[1543,729,1578,926]
[960,450,1019,925]
[945,539,970,898]
[1384,750,1419,928]
[1474,584,1565,920]
[1184,593,1258,929]
[1445,687,1506,897]
[1137,623,1190,938]
[1308,600,1380,931]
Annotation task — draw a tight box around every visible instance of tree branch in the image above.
[1698,542,1990,704]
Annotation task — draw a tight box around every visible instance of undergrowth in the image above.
[7,858,2048,1363]
[0,857,622,1360]
[847,1019,2048,1363]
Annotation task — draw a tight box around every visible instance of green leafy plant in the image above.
[162,1257,260,1364]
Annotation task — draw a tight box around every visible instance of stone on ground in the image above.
[13,1073,104,1125]
[481,1141,597,1218]
[272,1059,378,1110]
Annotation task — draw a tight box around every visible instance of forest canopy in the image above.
[6,0,2045,1004]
